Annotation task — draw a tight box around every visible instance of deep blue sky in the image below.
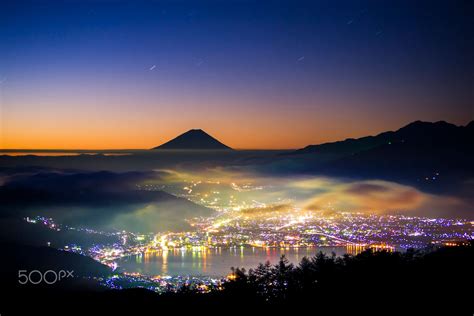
[1,0,473,149]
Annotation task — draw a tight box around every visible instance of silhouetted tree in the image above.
[220,242,474,313]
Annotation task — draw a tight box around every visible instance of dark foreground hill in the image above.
[153,129,232,150]
[0,242,111,285]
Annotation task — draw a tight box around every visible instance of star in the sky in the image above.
[196,59,204,67]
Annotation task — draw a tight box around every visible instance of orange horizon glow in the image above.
[2,115,472,150]
[1,86,471,150]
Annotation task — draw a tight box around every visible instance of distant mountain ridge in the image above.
[153,129,232,150]
[280,120,474,193]
[291,120,474,156]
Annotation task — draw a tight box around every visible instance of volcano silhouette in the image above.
[152,129,232,150]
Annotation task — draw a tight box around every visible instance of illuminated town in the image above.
[25,204,473,292]
[17,172,472,294]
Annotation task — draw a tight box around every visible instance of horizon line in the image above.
[0,147,297,151]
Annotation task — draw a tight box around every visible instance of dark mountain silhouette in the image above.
[152,129,232,150]
[276,120,474,195]
[290,120,474,157]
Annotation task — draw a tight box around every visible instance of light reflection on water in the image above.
[117,246,364,278]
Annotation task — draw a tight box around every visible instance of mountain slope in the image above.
[153,129,232,150]
[0,170,214,232]
[274,121,474,193]
[290,120,473,157]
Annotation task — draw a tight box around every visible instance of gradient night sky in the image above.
[0,0,473,149]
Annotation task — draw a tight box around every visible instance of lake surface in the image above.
[117,246,354,278]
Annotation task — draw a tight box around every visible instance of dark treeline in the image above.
[221,244,473,304]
